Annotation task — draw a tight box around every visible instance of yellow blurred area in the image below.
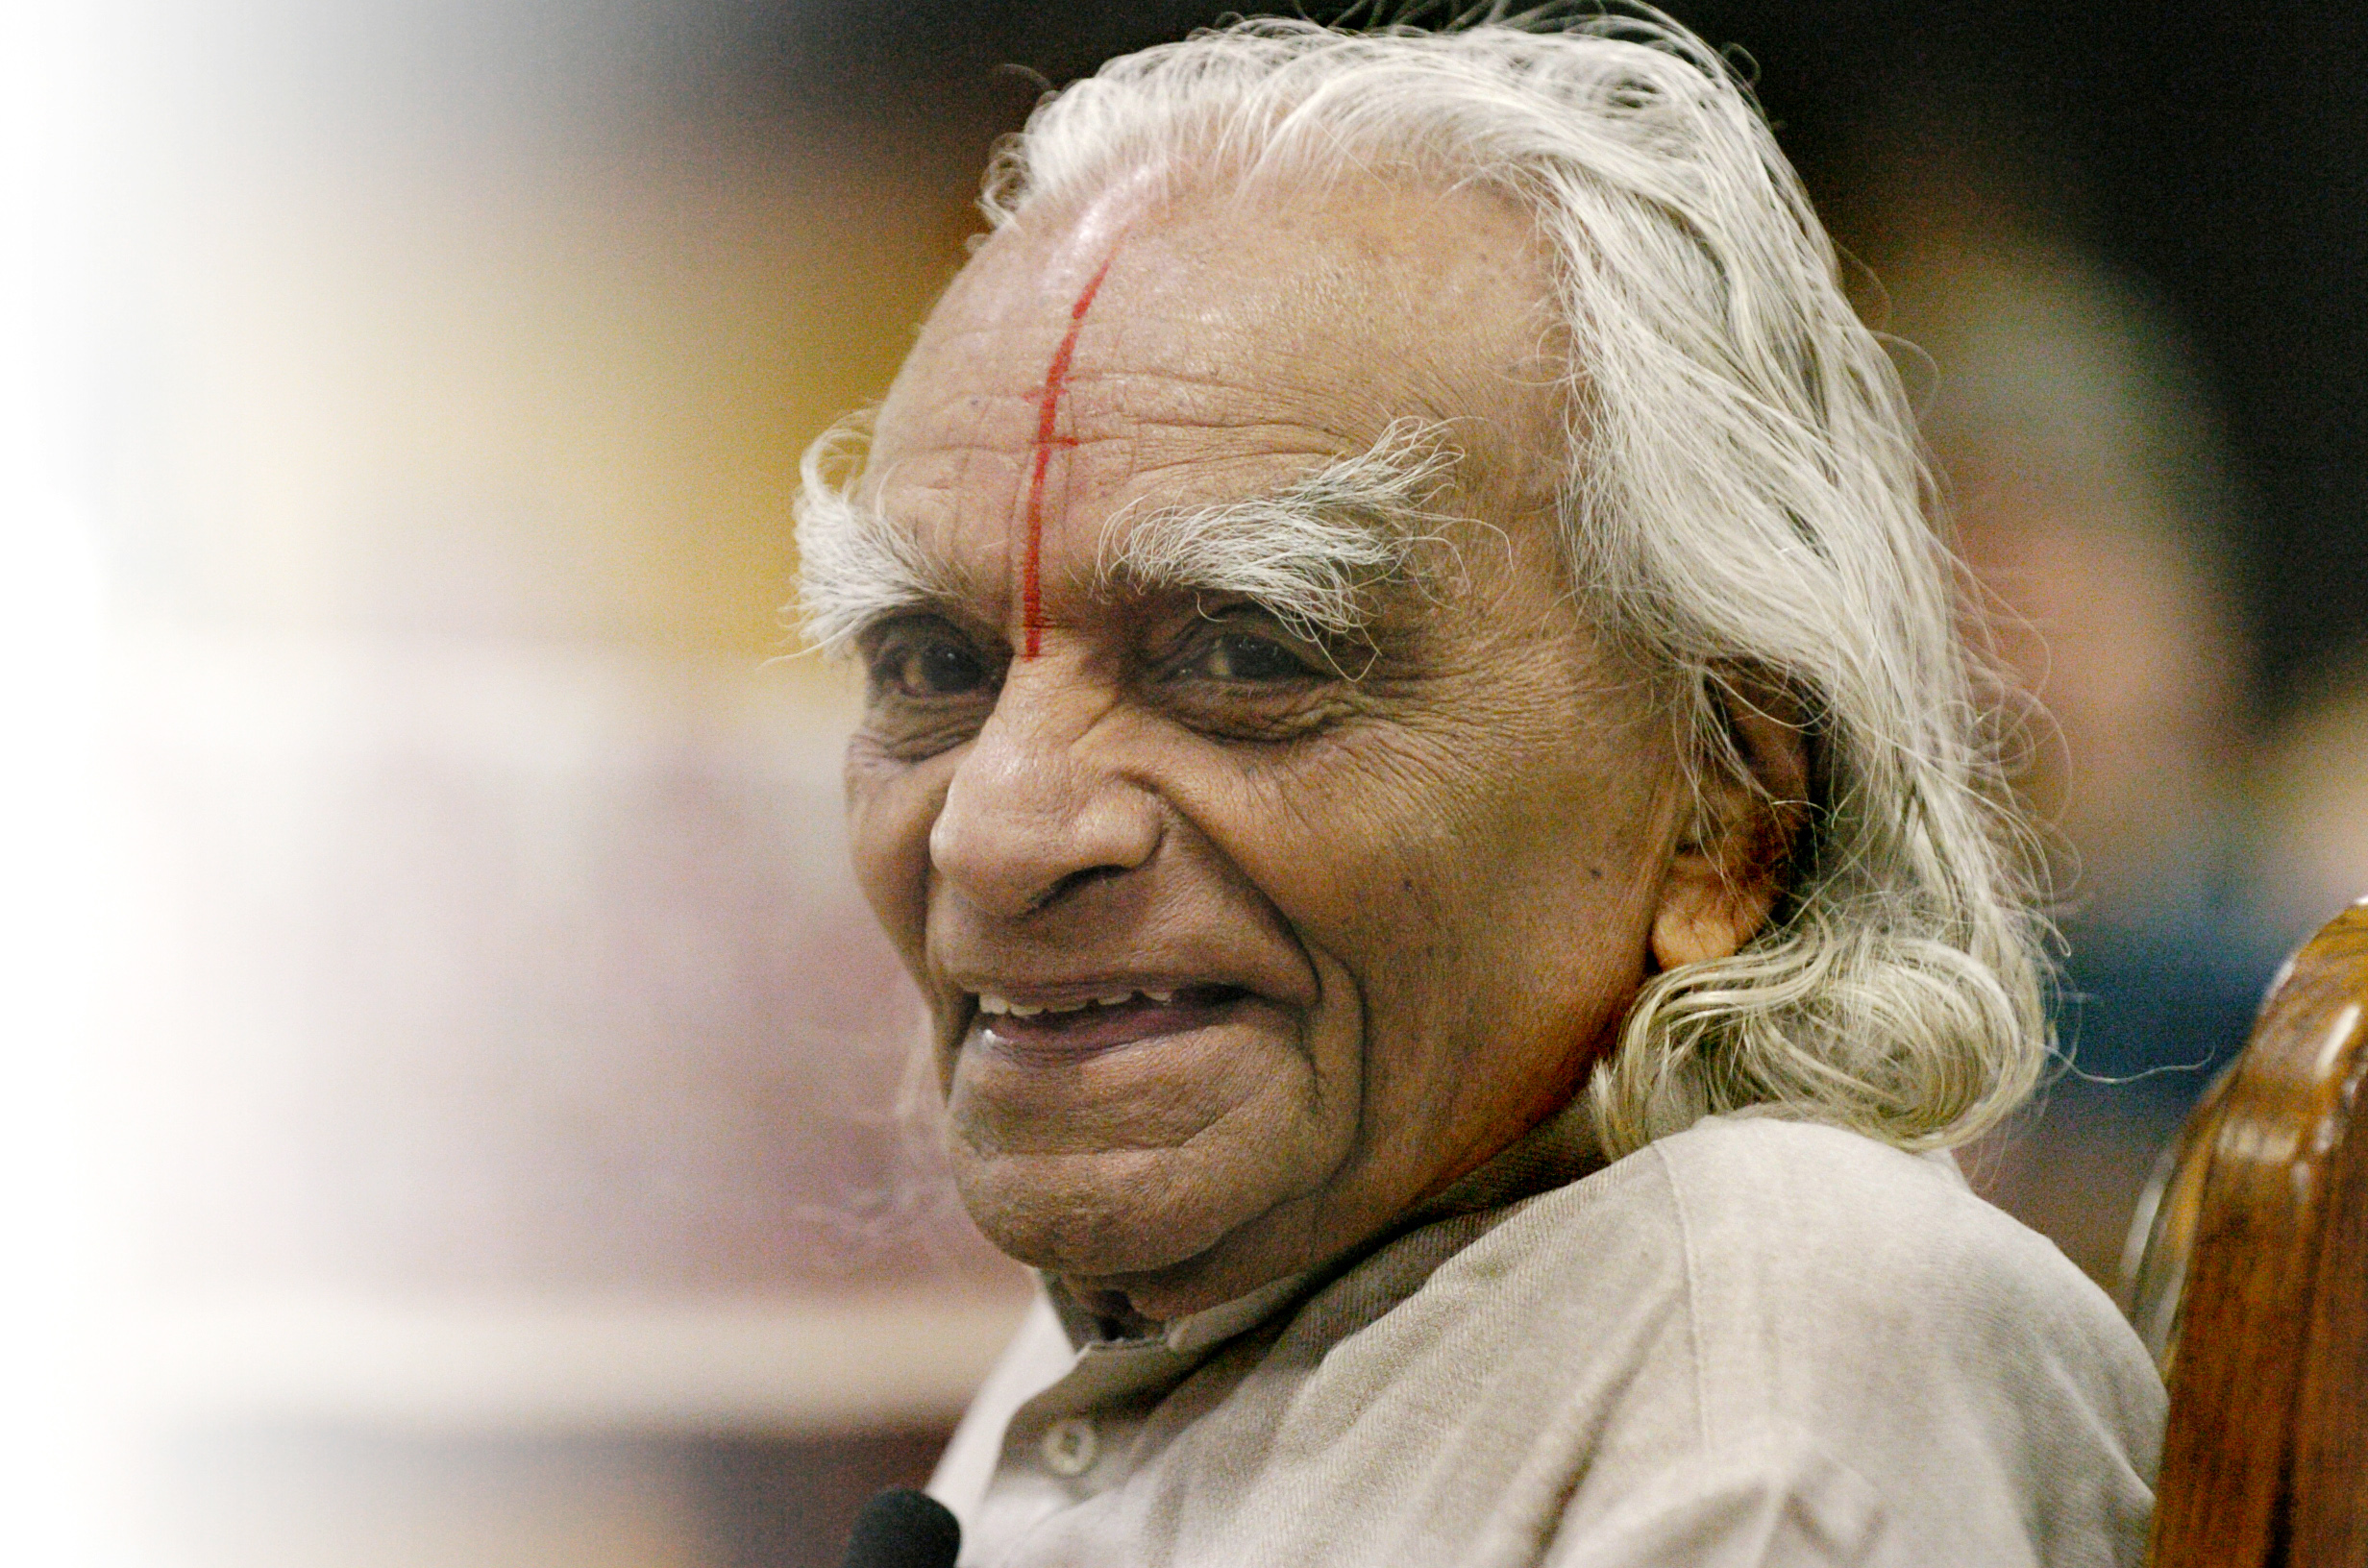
[133,124,967,662]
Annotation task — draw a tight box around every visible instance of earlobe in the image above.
[1648,826,1789,969]
[1647,674,1812,972]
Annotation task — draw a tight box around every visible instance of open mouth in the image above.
[972,983,1252,1060]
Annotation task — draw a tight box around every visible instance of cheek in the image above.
[1209,714,1663,920]
[842,742,949,966]
[1174,709,1673,1055]
[1154,744,1422,954]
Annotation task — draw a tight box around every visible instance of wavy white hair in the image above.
[799,4,2051,1158]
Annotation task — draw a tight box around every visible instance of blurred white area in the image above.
[102,638,952,1296]
[12,0,1024,1562]
[153,1433,719,1568]
[3,0,113,1562]
[134,1294,1024,1436]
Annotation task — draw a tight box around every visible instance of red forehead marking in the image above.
[1020,256,1115,658]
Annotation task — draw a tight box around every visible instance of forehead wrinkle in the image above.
[1062,361,1462,449]
[1091,440,1351,499]
[1046,367,1380,455]
[878,387,1042,471]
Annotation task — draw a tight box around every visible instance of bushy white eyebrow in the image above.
[792,415,1464,655]
[792,413,972,655]
[1093,417,1462,642]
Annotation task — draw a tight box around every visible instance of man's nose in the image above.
[928,681,1162,919]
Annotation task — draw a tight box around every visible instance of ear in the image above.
[1650,672,1813,971]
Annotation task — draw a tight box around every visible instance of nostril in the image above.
[1048,864,1129,902]
[1001,862,1132,919]
[928,741,1164,919]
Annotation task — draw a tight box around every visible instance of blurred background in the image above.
[4,1,2363,1562]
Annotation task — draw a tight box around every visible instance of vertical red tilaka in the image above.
[1020,257,1114,657]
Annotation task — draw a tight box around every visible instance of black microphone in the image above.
[840,1487,962,1568]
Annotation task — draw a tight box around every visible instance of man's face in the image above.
[841,173,1691,1319]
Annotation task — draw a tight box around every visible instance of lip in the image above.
[965,982,1255,1063]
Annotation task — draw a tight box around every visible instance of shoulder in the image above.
[1498,1114,2111,1324]
[1449,1111,2160,1425]
[1495,1115,2164,1562]
[1639,1115,2160,1430]
[1644,1113,2061,1301]
[1639,1115,2146,1372]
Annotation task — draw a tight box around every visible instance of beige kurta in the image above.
[930,1113,2163,1567]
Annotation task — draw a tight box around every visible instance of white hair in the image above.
[797,4,2050,1158]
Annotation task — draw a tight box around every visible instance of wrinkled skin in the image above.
[842,173,1798,1322]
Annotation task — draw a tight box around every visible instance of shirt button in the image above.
[1040,1416,1099,1477]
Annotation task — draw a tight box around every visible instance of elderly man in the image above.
[797,12,2161,1566]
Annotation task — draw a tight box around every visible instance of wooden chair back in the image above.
[2125,898,2368,1567]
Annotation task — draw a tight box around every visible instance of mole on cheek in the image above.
[1018,254,1115,658]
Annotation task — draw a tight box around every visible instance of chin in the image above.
[950,1144,1282,1281]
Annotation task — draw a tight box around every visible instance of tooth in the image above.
[1146,990,1173,1004]
[978,995,1009,1016]
[1007,1003,1043,1017]
[1097,992,1132,1007]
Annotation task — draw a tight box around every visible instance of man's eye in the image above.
[1189,630,1314,683]
[873,631,991,698]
